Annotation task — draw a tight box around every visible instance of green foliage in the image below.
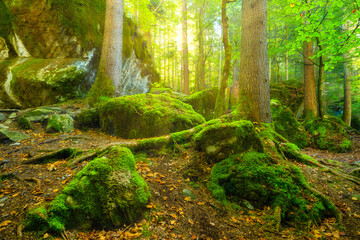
[99,93,205,139]
[305,116,352,153]
[208,152,329,225]
[24,146,151,233]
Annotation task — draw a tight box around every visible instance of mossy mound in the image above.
[23,146,150,233]
[46,114,74,133]
[208,152,332,225]
[270,81,304,114]
[194,120,263,162]
[271,100,308,148]
[99,93,205,139]
[305,116,352,153]
[182,87,218,120]
[77,108,100,129]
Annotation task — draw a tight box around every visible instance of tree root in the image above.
[273,206,281,232]
[23,177,41,189]
[23,148,78,164]
[279,143,360,185]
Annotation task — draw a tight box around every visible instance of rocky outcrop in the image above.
[0,0,159,109]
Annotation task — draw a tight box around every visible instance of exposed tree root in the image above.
[23,148,78,164]
[17,223,23,237]
[23,177,41,189]
[273,206,281,232]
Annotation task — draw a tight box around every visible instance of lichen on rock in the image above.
[23,146,151,233]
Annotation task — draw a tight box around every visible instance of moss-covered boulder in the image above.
[20,108,55,123]
[270,81,304,114]
[182,87,218,120]
[305,116,352,153]
[194,120,263,162]
[271,100,308,148]
[46,114,74,133]
[99,93,205,139]
[24,146,150,233]
[208,151,333,224]
[77,108,100,129]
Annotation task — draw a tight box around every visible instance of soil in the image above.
[1,105,360,240]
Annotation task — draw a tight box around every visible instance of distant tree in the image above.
[181,0,190,95]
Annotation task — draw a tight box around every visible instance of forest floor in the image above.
[1,104,360,240]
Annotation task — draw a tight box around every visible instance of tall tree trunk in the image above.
[303,40,318,119]
[343,56,352,126]
[99,0,123,96]
[285,25,289,81]
[88,0,123,104]
[181,0,190,95]
[214,0,232,117]
[238,0,271,123]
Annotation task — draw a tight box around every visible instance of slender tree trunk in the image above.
[285,25,289,81]
[316,38,326,118]
[303,40,318,119]
[238,0,271,123]
[98,0,123,96]
[215,0,232,116]
[181,0,190,95]
[343,56,352,126]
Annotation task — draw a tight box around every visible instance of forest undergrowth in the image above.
[1,104,360,240]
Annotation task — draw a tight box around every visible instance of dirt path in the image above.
[1,118,360,239]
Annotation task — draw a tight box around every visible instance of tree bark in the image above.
[303,40,318,119]
[238,0,271,123]
[343,56,352,126]
[214,0,232,117]
[99,0,123,96]
[181,0,190,95]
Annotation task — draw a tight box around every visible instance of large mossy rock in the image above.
[99,93,205,139]
[271,100,308,148]
[305,116,352,153]
[208,151,332,224]
[0,128,29,142]
[0,58,88,108]
[194,120,264,162]
[46,114,74,133]
[182,87,218,120]
[24,146,150,233]
[270,81,304,114]
[0,0,159,108]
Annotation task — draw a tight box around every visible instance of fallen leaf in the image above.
[0,220,12,228]
[184,197,191,202]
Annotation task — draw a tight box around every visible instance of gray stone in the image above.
[0,124,9,129]
[21,108,54,122]
[8,113,16,119]
[0,129,29,142]
[0,113,6,121]
[182,189,197,199]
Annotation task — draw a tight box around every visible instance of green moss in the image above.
[24,146,150,233]
[47,0,106,49]
[182,87,219,121]
[305,116,352,153]
[77,108,100,129]
[208,152,329,225]
[271,100,308,148]
[99,93,205,139]
[270,81,304,114]
[10,58,86,108]
[194,120,263,162]
[46,114,74,133]
[87,67,115,107]
[18,116,34,130]
[23,205,49,232]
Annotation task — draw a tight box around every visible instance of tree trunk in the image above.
[181,0,190,95]
[303,40,318,119]
[98,0,123,96]
[214,0,231,117]
[285,25,289,81]
[238,0,271,123]
[315,38,326,119]
[343,56,352,126]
